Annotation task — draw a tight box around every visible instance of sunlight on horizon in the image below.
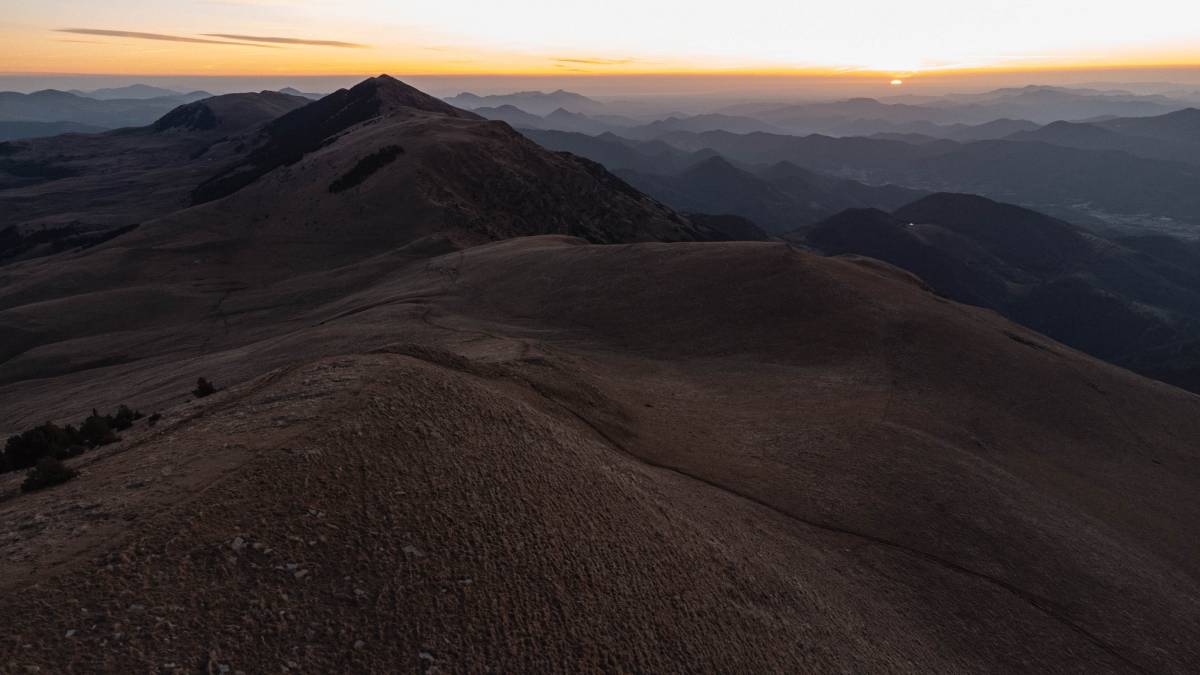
[1,0,1198,77]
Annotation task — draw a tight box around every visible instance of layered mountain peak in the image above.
[683,154,741,177]
[163,76,716,252]
[350,74,480,119]
[192,76,481,203]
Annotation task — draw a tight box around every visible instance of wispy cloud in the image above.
[554,57,634,66]
[202,34,367,48]
[56,29,277,48]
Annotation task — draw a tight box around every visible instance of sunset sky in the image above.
[3,0,1200,91]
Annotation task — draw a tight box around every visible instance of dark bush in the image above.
[53,444,87,460]
[79,410,118,447]
[3,422,82,472]
[148,412,162,427]
[110,404,143,431]
[193,378,218,398]
[21,457,79,492]
[2,403,142,475]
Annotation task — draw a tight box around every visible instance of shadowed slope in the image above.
[795,194,1200,391]
[1,237,1199,672]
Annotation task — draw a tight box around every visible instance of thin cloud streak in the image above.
[55,29,278,48]
[202,34,368,48]
[554,57,634,66]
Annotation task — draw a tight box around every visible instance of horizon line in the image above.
[3,62,1200,80]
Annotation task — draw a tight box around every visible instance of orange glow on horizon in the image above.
[2,0,1199,82]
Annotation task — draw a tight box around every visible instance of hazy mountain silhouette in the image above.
[520,128,716,174]
[444,89,605,115]
[647,129,1200,228]
[621,113,787,138]
[1094,106,1200,141]
[278,86,325,100]
[1006,108,1200,165]
[0,89,214,128]
[616,156,924,233]
[942,118,1041,140]
[473,104,547,129]
[68,84,205,100]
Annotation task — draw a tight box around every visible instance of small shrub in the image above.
[193,378,218,399]
[21,457,78,492]
[148,412,162,427]
[110,404,143,431]
[79,411,117,447]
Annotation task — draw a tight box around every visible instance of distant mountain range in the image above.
[66,84,211,101]
[444,89,606,115]
[616,156,924,233]
[5,80,1200,238]
[278,86,326,100]
[1004,108,1200,165]
[725,85,1195,131]
[0,89,213,130]
[632,126,1200,233]
[0,87,327,139]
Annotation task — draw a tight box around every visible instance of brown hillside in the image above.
[1,237,1198,672]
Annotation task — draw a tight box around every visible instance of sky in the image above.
[2,0,1200,95]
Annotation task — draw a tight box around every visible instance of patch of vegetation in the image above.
[188,143,213,160]
[0,158,77,181]
[110,405,141,431]
[0,223,139,264]
[2,405,142,475]
[3,422,80,473]
[148,412,162,427]
[21,458,79,493]
[193,377,219,399]
[328,145,404,193]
